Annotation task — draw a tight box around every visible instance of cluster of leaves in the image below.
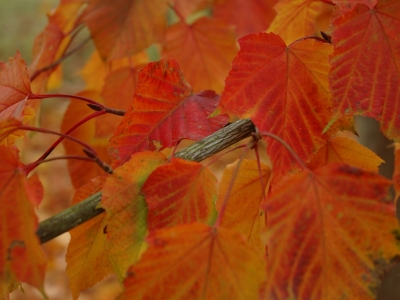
[1,0,400,299]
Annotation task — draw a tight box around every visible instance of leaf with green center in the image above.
[101,151,167,280]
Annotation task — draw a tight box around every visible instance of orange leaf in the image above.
[119,223,266,299]
[0,146,45,292]
[219,33,332,185]
[0,52,32,122]
[267,0,324,44]
[61,90,114,189]
[101,151,167,279]
[213,0,277,37]
[308,136,384,172]
[108,59,228,165]
[80,0,168,61]
[66,176,113,300]
[262,163,398,299]
[142,158,217,231]
[162,16,238,93]
[216,159,271,255]
[330,0,400,140]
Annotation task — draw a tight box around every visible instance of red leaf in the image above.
[142,158,217,230]
[0,52,32,122]
[262,164,398,299]
[330,0,400,140]
[219,33,333,185]
[108,59,228,165]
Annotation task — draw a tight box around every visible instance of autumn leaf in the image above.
[142,158,217,231]
[0,52,33,122]
[262,163,398,299]
[329,0,400,140]
[66,176,112,300]
[219,33,332,185]
[162,16,238,93]
[108,59,228,165]
[101,151,167,280]
[216,159,271,255]
[119,223,266,299]
[80,0,168,61]
[267,0,325,44]
[308,136,384,172]
[0,145,45,293]
[213,0,277,37]
[332,0,377,19]
[61,90,114,189]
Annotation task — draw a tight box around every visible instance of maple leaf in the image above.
[162,16,238,93]
[66,176,112,300]
[108,59,228,165]
[262,163,399,299]
[308,136,384,172]
[219,33,332,185]
[213,0,277,37]
[0,52,33,122]
[0,145,45,293]
[216,159,271,255]
[142,158,217,231]
[329,0,400,140]
[61,90,114,189]
[267,0,325,44]
[101,151,167,280]
[119,223,266,299]
[80,0,168,61]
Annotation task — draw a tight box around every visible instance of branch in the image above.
[37,119,256,243]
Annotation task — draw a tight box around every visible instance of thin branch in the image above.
[37,119,256,244]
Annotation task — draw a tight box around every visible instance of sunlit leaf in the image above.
[162,16,238,93]
[267,0,324,44]
[219,33,332,185]
[330,0,400,140]
[108,59,228,165]
[308,136,384,172]
[101,151,167,280]
[66,176,112,300]
[262,163,398,299]
[142,158,217,230]
[80,0,168,61]
[0,146,45,293]
[216,159,271,255]
[119,223,266,299]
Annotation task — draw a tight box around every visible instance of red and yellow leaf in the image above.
[108,59,228,165]
[142,158,217,231]
[66,176,112,300]
[216,159,271,255]
[101,151,167,279]
[119,223,266,299]
[262,163,398,299]
[267,0,325,44]
[162,16,237,93]
[330,0,400,140]
[213,0,277,37]
[80,0,168,61]
[308,136,384,172]
[219,33,332,185]
[0,52,32,122]
[0,146,45,292]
